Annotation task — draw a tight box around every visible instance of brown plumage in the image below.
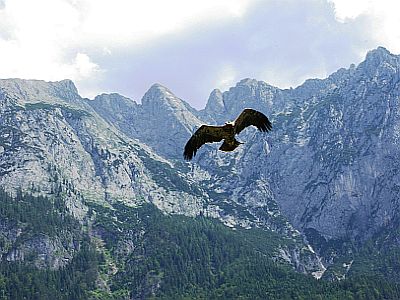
[183,108,272,160]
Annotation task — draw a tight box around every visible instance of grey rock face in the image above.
[88,84,203,159]
[0,79,208,217]
[203,89,225,117]
[264,47,400,241]
[0,78,319,273]
[174,47,400,244]
[1,47,399,275]
[0,215,79,270]
[88,47,400,245]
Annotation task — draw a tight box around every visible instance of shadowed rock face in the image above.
[1,47,399,273]
[270,47,400,241]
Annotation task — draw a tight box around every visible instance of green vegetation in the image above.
[315,223,400,284]
[0,240,102,300]
[91,202,400,299]
[0,189,80,238]
[0,189,101,300]
[136,149,202,196]
[24,102,90,118]
[1,190,400,299]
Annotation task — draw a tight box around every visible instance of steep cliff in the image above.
[1,47,400,297]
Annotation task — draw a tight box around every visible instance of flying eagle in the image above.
[183,108,272,160]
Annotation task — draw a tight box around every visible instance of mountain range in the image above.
[0,46,400,299]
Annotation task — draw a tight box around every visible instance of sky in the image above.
[0,0,399,109]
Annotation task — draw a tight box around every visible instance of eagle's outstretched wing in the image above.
[234,108,272,135]
[184,125,226,160]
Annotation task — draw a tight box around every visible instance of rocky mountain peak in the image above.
[92,93,138,110]
[146,82,171,94]
[218,78,278,119]
[56,79,79,95]
[203,88,225,118]
[141,83,199,120]
[142,83,175,105]
[356,46,400,80]
[236,77,260,87]
[229,78,274,96]
[365,46,393,63]
[0,78,81,105]
[2,47,400,290]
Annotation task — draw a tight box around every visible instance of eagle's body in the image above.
[198,123,241,152]
[184,108,272,160]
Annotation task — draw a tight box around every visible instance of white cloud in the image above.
[0,0,252,48]
[0,0,399,107]
[0,0,253,97]
[80,0,250,45]
[0,0,86,80]
[72,53,101,78]
[215,65,237,92]
[329,0,400,51]
[328,0,371,20]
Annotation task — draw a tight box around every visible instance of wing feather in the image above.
[184,125,226,160]
[234,108,272,135]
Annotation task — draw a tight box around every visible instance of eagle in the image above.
[184,108,272,160]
